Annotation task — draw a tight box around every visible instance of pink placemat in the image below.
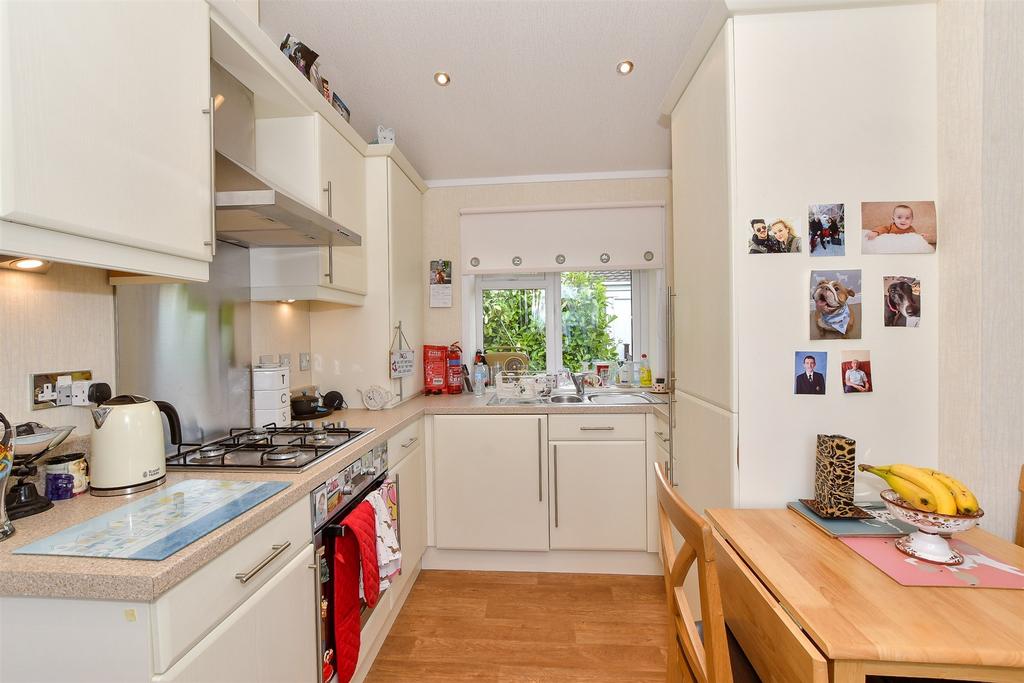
[840,537,1024,589]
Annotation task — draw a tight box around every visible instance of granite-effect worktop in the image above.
[0,393,668,601]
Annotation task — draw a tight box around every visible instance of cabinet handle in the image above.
[553,445,559,528]
[579,426,614,431]
[202,97,216,256]
[401,437,418,449]
[234,541,291,584]
[394,473,402,546]
[537,418,543,502]
[654,431,670,444]
[324,245,334,284]
[323,180,333,217]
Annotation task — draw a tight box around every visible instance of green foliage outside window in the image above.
[481,272,620,373]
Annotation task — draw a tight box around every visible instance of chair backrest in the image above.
[1016,465,1024,547]
[655,462,733,683]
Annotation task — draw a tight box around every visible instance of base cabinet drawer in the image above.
[154,544,317,683]
[549,440,647,551]
[151,497,312,673]
[714,534,828,683]
[387,418,423,468]
[548,413,645,441]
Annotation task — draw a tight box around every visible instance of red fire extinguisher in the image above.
[446,342,463,394]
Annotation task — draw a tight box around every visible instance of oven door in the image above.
[312,471,392,681]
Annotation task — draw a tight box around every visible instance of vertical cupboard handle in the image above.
[394,472,401,546]
[323,180,333,217]
[202,97,216,256]
[553,445,559,528]
[537,418,543,502]
[325,245,335,284]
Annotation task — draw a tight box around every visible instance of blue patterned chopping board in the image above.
[14,479,290,561]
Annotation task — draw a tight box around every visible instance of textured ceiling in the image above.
[259,0,713,181]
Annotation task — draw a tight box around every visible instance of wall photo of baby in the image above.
[810,269,862,340]
[841,350,873,394]
[808,203,845,256]
[861,201,937,254]
[883,276,921,327]
[747,218,802,254]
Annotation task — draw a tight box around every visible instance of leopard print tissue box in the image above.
[800,434,870,519]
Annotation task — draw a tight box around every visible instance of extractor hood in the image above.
[214,153,362,248]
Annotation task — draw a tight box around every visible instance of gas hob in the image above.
[165,422,372,472]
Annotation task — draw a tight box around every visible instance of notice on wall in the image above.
[390,349,415,379]
[429,259,452,308]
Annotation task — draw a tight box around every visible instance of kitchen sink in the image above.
[586,393,656,405]
[548,394,584,404]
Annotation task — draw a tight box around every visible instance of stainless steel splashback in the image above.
[115,241,252,444]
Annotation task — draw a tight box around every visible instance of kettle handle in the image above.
[154,401,182,446]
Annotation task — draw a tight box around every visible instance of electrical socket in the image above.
[32,369,93,410]
[71,381,91,406]
[55,375,73,406]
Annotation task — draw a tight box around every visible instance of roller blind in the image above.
[460,203,665,274]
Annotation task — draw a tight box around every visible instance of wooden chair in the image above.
[1016,465,1024,547]
[655,463,758,683]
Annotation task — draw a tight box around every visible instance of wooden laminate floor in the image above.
[365,570,669,683]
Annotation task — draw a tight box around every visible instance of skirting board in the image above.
[351,560,422,683]
[422,547,662,576]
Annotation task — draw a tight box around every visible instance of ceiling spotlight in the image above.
[617,60,635,76]
[0,256,51,273]
[279,299,297,304]
[434,71,451,86]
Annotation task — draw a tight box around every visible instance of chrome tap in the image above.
[570,373,586,398]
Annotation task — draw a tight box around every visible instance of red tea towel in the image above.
[333,501,381,683]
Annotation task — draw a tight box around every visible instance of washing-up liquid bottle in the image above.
[639,354,653,387]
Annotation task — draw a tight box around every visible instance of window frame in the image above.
[474,270,647,373]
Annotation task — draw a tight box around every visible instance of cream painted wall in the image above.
[0,264,116,433]
[250,300,312,388]
[937,0,1023,541]
[422,178,672,346]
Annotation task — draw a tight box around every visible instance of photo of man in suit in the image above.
[795,353,827,395]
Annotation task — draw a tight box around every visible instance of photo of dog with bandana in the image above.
[809,270,862,340]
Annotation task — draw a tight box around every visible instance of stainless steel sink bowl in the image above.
[548,394,584,404]
[586,393,655,405]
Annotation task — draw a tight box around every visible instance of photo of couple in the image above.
[747,218,801,254]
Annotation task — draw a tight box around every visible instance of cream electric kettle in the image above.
[90,395,181,496]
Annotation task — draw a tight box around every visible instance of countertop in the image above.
[0,392,668,602]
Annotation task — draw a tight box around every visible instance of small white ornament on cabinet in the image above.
[375,125,395,144]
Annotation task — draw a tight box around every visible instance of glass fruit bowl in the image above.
[880,489,984,565]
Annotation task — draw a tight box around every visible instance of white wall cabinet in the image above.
[310,153,425,403]
[154,544,317,683]
[0,0,214,280]
[433,415,549,551]
[549,440,647,551]
[252,113,366,303]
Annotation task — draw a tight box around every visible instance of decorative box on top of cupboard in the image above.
[0,1,214,281]
[251,113,368,304]
[309,151,425,405]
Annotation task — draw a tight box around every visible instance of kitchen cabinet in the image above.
[310,152,425,404]
[251,113,367,303]
[390,440,427,597]
[433,415,549,551]
[0,0,213,281]
[154,544,317,683]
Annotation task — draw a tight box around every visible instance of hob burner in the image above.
[264,447,301,461]
[193,445,227,461]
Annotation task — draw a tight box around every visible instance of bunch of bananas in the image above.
[858,463,979,516]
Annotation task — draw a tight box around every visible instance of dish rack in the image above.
[493,372,558,402]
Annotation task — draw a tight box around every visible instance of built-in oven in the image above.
[310,441,389,682]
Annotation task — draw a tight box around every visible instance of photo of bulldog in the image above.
[809,270,862,340]
[883,276,921,327]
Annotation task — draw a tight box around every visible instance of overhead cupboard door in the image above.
[460,204,666,274]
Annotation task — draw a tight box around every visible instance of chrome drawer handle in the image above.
[401,437,418,449]
[654,431,670,443]
[234,542,291,584]
[579,426,614,431]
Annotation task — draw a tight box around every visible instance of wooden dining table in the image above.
[707,508,1024,683]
